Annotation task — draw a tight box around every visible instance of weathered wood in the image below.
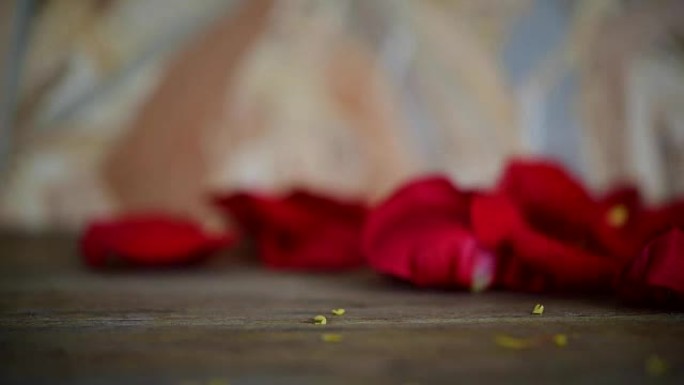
[1,233,683,384]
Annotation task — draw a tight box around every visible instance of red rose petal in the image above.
[498,159,597,229]
[214,190,367,271]
[471,194,619,292]
[640,199,684,240]
[214,192,316,233]
[617,228,684,307]
[363,176,495,289]
[80,214,235,268]
[594,188,684,262]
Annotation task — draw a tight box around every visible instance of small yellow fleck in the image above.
[645,354,668,376]
[313,315,327,325]
[494,335,535,349]
[207,379,230,385]
[321,333,343,342]
[607,205,629,227]
[331,308,346,316]
[532,304,544,315]
[553,334,568,347]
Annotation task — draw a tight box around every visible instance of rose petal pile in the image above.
[363,159,684,305]
[79,158,684,308]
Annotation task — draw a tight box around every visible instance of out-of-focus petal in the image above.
[81,214,234,268]
[214,190,367,271]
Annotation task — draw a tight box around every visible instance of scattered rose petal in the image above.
[80,214,235,268]
[496,159,599,239]
[496,161,636,263]
[213,190,367,271]
[616,228,684,308]
[471,194,619,292]
[363,176,496,290]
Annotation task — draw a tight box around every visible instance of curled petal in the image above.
[81,214,235,268]
[471,195,619,292]
[363,176,494,290]
[498,159,597,229]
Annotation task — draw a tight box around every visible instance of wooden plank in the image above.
[1,233,683,384]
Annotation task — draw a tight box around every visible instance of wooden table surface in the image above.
[1,233,683,384]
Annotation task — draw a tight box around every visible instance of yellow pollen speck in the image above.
[532,304,544,315]
[313,315,327,325]
[208,379,230,385]
[607,205,629,227]
[331,308,346,316]
[494,335,535,349]
[553,334,568,347]
[321,333,343,342]
[645,355,668,376]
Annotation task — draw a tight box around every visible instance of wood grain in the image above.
[1,233,683,384]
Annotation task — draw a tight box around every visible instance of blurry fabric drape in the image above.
[1,0,683,231]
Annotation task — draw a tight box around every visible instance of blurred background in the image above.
[0,0,683,232]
